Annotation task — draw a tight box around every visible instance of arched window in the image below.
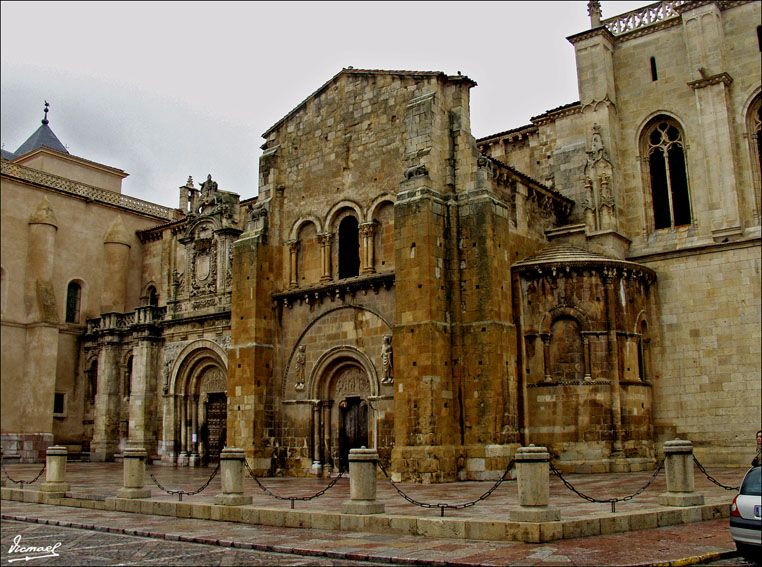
[637,320,650,381]
[146,285,158,307]
[643,118,691,230]
[65,281,82,323]
[549,317,584,381]
[338,216,360,279]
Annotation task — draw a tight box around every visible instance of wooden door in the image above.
[339,397,368,471]
[205,393,227,462]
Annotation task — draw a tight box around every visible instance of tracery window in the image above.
[65,281,82,323]
[338,216,360,279]
[643,118,691,230]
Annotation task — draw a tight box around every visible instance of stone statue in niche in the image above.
[294,345,306,391]
[381,334,394,384]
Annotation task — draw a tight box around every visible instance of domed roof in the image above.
[512,242,656,282]
[513,242,613,266]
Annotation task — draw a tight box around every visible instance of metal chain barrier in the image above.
[2,462,46,487]
[244,460,345,509]
[147,462,220,501]
[377,459,515,517]
[692,455,739,491]
[549,457,665,513]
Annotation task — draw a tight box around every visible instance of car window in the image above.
[740,466,761,496]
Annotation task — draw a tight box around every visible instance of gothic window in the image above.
[146,285,158,307]
[643,118,691,230]
[65,281,82,323]
[747,95,761,218]
[338,216,360,279]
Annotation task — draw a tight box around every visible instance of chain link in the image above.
[549,456,665,512]
[2,462,46,486]
[377,459,515,516]
[692,455,739,491]
[147,462,219,501]
[244,459,345,504]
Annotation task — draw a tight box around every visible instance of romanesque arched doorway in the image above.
[307,347,379,473]
[167,340,228,467]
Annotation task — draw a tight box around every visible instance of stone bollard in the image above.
[213,447,252,506]
[116,447,151,499]
[510,445,560,522]
[40,446,70,496]
[658,439,704,506]
[341,447,385,515]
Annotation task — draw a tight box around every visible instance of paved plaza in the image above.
[0,461,751,565]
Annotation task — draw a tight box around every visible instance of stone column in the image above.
[582,335,592,380]
[602,269,625,458]
[541,333,552,382]
[213,447,252,506]
[189,396,200,466]
[312,403,321,466]
[658,439,705,507]
[40,446,70,496]
[359,222,377,274]
[510,445,560,522]
[116,447,151,499]
[317,233,334,282]
[286,240,299,289]
[341,448,384,515]
[322,402,332,472]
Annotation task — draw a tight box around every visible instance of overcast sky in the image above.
[1,1,647,208]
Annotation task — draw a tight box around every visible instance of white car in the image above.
[730,465,761,562]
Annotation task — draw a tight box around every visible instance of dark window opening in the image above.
[645,119,691,230]
[757,25,761,52]
[124,356,133,398]
[338,216,360,279]
[53,393,65,415]
[87,360,98,405]
[65,282,81,323]
[147,285,158,307]
[650,57,658,81]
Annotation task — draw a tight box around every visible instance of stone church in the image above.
[2,1,760,482]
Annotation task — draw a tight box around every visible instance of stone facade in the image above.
[1,1,759,480]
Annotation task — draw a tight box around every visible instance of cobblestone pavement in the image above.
[0,461,745,520]
[0,520,388,566]
[0,500,741,566]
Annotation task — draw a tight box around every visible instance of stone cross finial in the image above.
[42,101,50,125]
[588,0,602,28]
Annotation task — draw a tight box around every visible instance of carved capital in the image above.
[317,232,334,246]
[359,222,377,237]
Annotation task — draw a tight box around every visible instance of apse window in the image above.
[643,118,692,230]
[53,392,67,417]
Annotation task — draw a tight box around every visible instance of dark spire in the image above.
[13,101,69,157]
